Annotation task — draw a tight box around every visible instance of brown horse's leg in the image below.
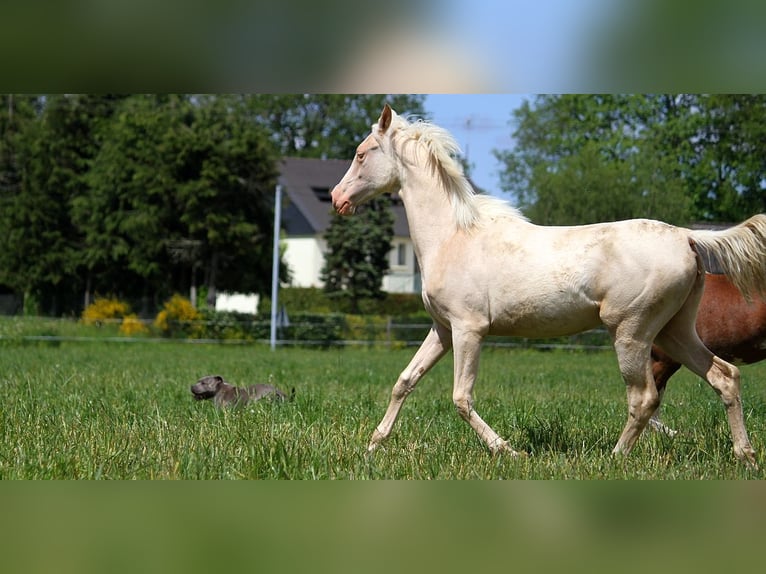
[648,347,682,435]
[368,323,451,453]
[451,329,522,456]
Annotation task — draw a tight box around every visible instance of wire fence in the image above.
[0,315,613,351]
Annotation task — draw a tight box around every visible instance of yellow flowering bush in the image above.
[119,314,149,336]
[154,294,204,337]
[82,297,131,325]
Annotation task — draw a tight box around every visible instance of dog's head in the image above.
[190,375,226,400]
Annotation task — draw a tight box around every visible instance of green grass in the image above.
[1,339,765,479]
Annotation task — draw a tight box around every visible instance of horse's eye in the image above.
[357,152,365,162]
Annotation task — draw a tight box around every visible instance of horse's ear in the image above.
[378,104,393,133]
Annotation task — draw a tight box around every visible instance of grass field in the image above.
[1,337,765,479]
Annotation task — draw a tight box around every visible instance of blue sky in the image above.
[424,94,529,197]
[415,1,618,196]
[438,0,613,91]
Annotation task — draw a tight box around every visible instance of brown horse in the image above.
[650,273,766,433]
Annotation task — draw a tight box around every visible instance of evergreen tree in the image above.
[0,95,41,308]
[1,95,123,313]
[320,195,394,312]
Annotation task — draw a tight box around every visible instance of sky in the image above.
[423,94,529,197]
[414,1,615,197]
[438,0,614,92]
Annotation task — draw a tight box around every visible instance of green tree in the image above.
[0,94,426,316]
[0,95,41,309]
[246,94,426,159]
[496,95,691,225]
[320,195,394,312]
[173,95,280,305]
[690,95,766,220]
[1,95,124,314]
[79,95,280,310]
[496,94,766,226]
[74,94,182,311]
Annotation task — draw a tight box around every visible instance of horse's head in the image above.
[331,104,401,216]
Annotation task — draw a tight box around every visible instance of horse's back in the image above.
[432,217,699,338]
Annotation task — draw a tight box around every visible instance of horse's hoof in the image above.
[490,441,527,457]
[648,419,678,437]
[735,447,759,470]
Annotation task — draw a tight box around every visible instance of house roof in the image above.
[278,157,411,237]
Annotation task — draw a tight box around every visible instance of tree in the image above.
[495,95,691,225]
[173,95,280,305]
[0,95,41,309]
[80,95,280,310]
[320,196,394,312]
[689,95,766,220]
[1,95,124,314]
[496,94,766,226]
[74,94,183,311]
[246,94,426,159]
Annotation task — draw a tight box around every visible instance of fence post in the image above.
[270,184,283,351]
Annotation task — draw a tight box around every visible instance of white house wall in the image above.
[283,236,419,294]
[283,237,327,288]
[383,237,419,293]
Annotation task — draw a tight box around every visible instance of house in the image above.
[277,157,420,294]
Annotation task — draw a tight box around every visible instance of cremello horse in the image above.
[331,104,766,466]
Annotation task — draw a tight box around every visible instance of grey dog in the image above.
[190,374,294,407]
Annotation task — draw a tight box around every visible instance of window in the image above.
[311,187,331,202]
[396,243,407,267]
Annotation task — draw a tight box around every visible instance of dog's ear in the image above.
[214,375,224,387]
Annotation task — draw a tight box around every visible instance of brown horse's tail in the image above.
[689,214,766,300]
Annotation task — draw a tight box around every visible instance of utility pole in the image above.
[269,184,283,351]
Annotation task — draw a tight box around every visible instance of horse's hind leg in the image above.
[368,323,452,453]
[655,290,757,466]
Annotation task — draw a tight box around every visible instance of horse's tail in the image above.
[689,214,766,299]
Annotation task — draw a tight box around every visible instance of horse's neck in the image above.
[399,167,457,272]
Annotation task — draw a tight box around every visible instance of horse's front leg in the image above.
[452,329,524,456]
[368,323,452,453]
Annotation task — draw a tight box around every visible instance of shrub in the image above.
[279,312,345,347]
[260,287,425,315]
[82,297,131,325]
[119,314,150,336]
[198,310,269,341]
[344,314,390,344]
[154,294,203,338]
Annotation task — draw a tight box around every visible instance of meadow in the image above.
[1,336,765,479]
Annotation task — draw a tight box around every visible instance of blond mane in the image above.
[386,114,526,229]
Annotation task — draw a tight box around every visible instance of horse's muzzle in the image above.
[331,186,356,215]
